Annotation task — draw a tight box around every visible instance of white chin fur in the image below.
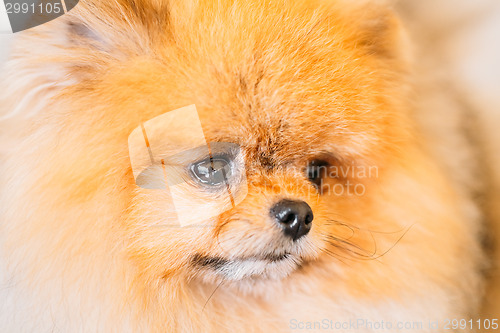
[214,255,302,281]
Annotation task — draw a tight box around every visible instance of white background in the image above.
[0,34,11,66]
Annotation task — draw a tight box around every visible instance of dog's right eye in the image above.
[190,157,232,187]
[306,159,329,187]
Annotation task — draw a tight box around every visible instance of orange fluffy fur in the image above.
[0,0,485,332]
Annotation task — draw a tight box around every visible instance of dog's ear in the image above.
[336,1,409,62]
[7,0,169,81]
[357,7,407,61]
[0,0,170,120]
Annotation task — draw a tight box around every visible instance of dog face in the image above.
[89,0,414,290]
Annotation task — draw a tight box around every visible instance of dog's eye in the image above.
[306,159,329,187]
[190,157,232,187]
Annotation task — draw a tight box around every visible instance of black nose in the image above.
[270,199,313,241]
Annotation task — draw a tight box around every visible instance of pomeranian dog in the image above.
[0,0,486,332]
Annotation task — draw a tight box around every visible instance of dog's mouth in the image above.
[191,252,305,281]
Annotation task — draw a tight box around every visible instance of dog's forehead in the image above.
[197,108,325,166]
